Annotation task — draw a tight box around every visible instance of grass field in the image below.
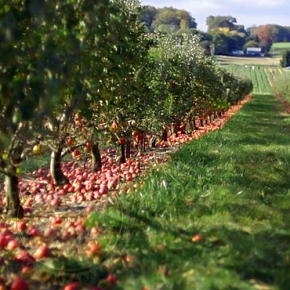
[272,42,290,49]
[270,42,290,57]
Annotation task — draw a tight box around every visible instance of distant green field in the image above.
[216,55,289,94]
[224,65,286,94]
[270,42,290,57]
[215,55,280,66]
[272,42,290,49]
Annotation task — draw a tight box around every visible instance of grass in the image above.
[272,42,290,49]
[223,65,287,94]
[87,94,290,289]
[270,43,290,57]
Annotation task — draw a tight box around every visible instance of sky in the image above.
[140,0,289,32]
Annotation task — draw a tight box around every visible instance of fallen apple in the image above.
[11,276,29,290]
[33,244,51,259]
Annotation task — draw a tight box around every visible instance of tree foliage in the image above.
[141,6,196,33]
[206,15,238,32]
[280,49,290,67]
[212,32,230,55]
[256,25,274,52]
[0,0,148,216]
[0,0,70,217]
[0,1,252,218]
[272,73,290,101]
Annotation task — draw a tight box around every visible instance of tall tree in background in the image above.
[212,32,230,55]
[140,5,157,32]
[271,25,290,42]
[280,49,290,67]
[141,6,196,33]
[257,24,273,52]
[206,15,237,32]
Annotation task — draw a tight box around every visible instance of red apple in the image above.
[33,245,51,259]
[106,274,118,284]
[14,221,27,232]
[72,149,80,158]
[191,234,203,242]
[50,216,63,225]
[0,235,8,247]
[50,197,61,207]
[21,266,33,273]
[63,282,81,290]
[11,276,29,290]
[6,239,19,250]
[86,243,101,258]
[43,227,56,238]
[15,251,35,266]
[90,227,100,236]
[27,225,41,237]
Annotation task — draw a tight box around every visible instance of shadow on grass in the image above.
[95,201,290,289]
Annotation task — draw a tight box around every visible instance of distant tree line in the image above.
[141,6,290,57]
[140,6,197,33]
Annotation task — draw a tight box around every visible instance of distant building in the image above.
[231,50,244,56]
[246,47,262,56]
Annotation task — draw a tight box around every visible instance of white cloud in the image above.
[178,0,223,10]
[141,0,223,10]
[230,0,287,7]
[237,14,290,27]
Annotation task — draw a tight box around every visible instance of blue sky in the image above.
[140,0,289,31]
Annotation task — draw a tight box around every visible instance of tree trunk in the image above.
[151,136,157,148]
[142,136,146,152]
[193,118,199,130]
[91,143,102,172]
[161,128,167,142]
[120,144,126,163]
[50,148,69,186]
[5,170,24,218]
[125,140,131,159]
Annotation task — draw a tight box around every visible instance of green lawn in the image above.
[271,42,290,57]
[272,42,290,49]
[86,93,290,289]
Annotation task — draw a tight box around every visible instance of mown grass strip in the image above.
[89,94,290,290]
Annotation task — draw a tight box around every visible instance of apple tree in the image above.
[134,33,220,139]
[35,0,150,185]
[0,1,65,217]
[69,0,149,166]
